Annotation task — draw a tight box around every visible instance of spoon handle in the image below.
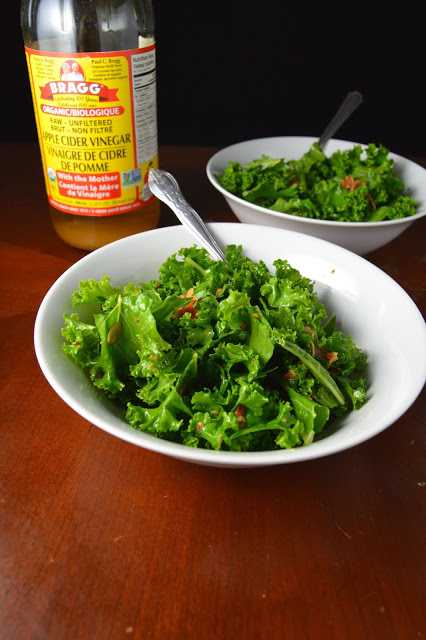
[318,91,363,149]
[148,169,227,263]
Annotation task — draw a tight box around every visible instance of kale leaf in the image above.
[62,245,367,451]
[216,142,418,222]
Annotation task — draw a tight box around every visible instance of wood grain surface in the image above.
[1,143,425,640]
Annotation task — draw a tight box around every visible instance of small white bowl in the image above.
[34,223,426,468]
[206,137,426,255]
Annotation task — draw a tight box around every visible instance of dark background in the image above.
[3,1,426,157]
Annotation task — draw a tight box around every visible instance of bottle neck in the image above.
[21,0,155,53]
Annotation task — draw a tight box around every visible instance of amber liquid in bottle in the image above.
[21,0,160,251]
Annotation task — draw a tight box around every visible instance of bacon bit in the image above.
[235,404,245,417]
[252,312,260,318]
[195,421,204,434]
[175,297,200,319]
[150,354,158,361]
[135,317,140,323]
[185,287,195,298]
[239,321,247,330]
[366,192,376,210]
[288,178,300,186]
[341,175,367,191]
[313,344,327,359]
[234,405,246,428]
[73,342,80,346]
[179,305,199,319]
[326,351,339,365]
[341,175,355,189]
[155,281,162,289]
[283,369,297,383]
[216,288,223,295]
[314,345,339,367]
[342,175,376,209]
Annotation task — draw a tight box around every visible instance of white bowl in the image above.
[206,137,426,255]
[34,223,426,468]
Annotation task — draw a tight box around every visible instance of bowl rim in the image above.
[34,222,426,468]
[206,136,426,229]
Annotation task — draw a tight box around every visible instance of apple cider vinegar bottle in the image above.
[21,0,160,250]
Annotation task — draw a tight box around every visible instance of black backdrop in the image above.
[3,1,426,157]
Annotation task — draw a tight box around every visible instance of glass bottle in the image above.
[21,0,160,250]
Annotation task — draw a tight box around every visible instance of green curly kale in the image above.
[217,143,418,222]
[62,245,367,451]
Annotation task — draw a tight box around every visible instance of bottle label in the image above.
[25,46,158,216]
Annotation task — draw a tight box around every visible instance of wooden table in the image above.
[1,143,425,640]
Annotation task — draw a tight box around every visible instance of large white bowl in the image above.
[34,223,426,468]
[206,137,426,255]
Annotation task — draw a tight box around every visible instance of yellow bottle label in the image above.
[25,46,158,216]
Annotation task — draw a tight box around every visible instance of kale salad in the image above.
[62,245,367,452]
[217,142,417,222]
